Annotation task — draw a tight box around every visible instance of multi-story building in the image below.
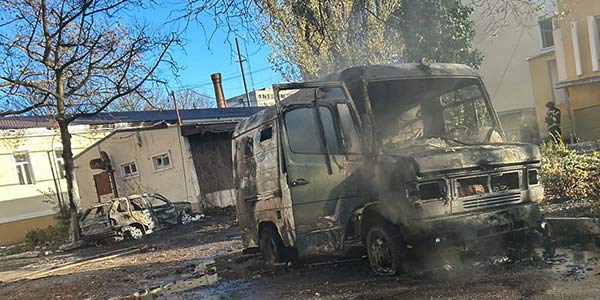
[226,87,297,107]
[0,118,114,245]
[528,0,600,142]
[470,2,558,143]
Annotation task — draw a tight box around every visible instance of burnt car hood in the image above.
[385,140,541,175]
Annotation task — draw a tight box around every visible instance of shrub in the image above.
[539,140,600,202]
[24,207,70,248]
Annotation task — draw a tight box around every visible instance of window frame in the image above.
[539,17,556,49]
[151,152,173,172]
[335,102,363,154]
[13,152,35,185]
[120,161,139,178]
[54,149,66,179]
[284,105,342,155]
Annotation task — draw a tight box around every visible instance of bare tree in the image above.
[110,88,213,111]
[468,0,557,38]
[0,0,178,241]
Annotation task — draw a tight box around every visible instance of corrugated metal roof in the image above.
[0,107,265,130]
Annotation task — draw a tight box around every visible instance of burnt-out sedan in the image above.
[79,193,194,241]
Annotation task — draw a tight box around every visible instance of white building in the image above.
[226,87,297,107]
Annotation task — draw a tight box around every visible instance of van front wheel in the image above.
[366,224,406,275]
[259,227,287,264]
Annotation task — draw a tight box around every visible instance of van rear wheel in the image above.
[259,227,287,264]
[366,223,406,275]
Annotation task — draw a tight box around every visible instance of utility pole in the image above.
[235,37,251,107]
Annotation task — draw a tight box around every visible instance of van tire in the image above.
[259,227,287,264]
[366,223,407,275]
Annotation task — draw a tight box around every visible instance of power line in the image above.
[171,65,272,90]
[492,26,526,99]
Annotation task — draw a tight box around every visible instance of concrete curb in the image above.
[546,217,600,238]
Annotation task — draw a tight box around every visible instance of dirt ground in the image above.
[1,211,600,300]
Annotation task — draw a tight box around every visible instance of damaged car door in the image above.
[80,202,114,239]
[276,83,365,256]
[147,194,178,226]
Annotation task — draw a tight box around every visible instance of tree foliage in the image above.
[182,0,486,81]
[394,0,483,68]
[262,0,484,80]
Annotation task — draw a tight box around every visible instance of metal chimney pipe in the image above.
[210,73,227,108]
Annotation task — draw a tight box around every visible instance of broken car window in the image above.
[149,195,169,207]
[336,103,362,154]
[284,106,340,154]
[369,78,498,152]
[130,198,148,211]
[259,127,273,142]
[116,199,128,212]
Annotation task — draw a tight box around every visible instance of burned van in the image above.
[232,62,544,275]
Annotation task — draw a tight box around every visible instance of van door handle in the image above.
[290,178,309,187]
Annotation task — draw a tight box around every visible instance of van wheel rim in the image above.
[370,234,393,274]
[181,212,192,225]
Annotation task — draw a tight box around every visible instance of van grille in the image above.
[461,192,521,210]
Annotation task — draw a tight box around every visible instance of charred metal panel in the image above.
[233,63,544,261]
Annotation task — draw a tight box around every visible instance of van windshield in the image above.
[368,78,501,151]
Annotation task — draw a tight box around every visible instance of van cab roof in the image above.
[234,63,480,136]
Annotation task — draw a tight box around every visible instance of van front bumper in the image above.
[402,202,541,246]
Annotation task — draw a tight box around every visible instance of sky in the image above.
[147,3,284,102]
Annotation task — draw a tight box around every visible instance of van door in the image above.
[275,82,365,255]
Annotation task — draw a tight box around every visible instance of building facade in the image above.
[469,2,559,143]
[74,126,202,211]
[0,123,113,245]
[528,0,600,142]
[226,87,297,107]
[73,108,263,213]
[0,108,262,245]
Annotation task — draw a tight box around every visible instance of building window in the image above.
[540,17,555,48]
[121,161,138,178]
[14,152,34,185]
[54,149,65,179]
[152,152,172,171]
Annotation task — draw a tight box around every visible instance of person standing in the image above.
[545,101,562,142]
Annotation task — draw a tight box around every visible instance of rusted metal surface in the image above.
[79,193,193,241]
[211,73,227,108]
[232,63,544,261]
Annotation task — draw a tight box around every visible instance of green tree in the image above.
[394,0,483,68]
[182,0,484,80]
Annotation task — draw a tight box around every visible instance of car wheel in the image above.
[123,225,144,240]
[179,210,193,225]
[259,227,287,264]
[366,223,406,275]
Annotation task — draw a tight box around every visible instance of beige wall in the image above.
[556,0,600,81]
[528,0,600,141]
[473,18,541,112]
[0,126,110,244]
[528,51,564,139]
[74,126,201,211]
[0,214,57,246]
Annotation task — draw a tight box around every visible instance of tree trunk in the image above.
[58,120,81,242]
